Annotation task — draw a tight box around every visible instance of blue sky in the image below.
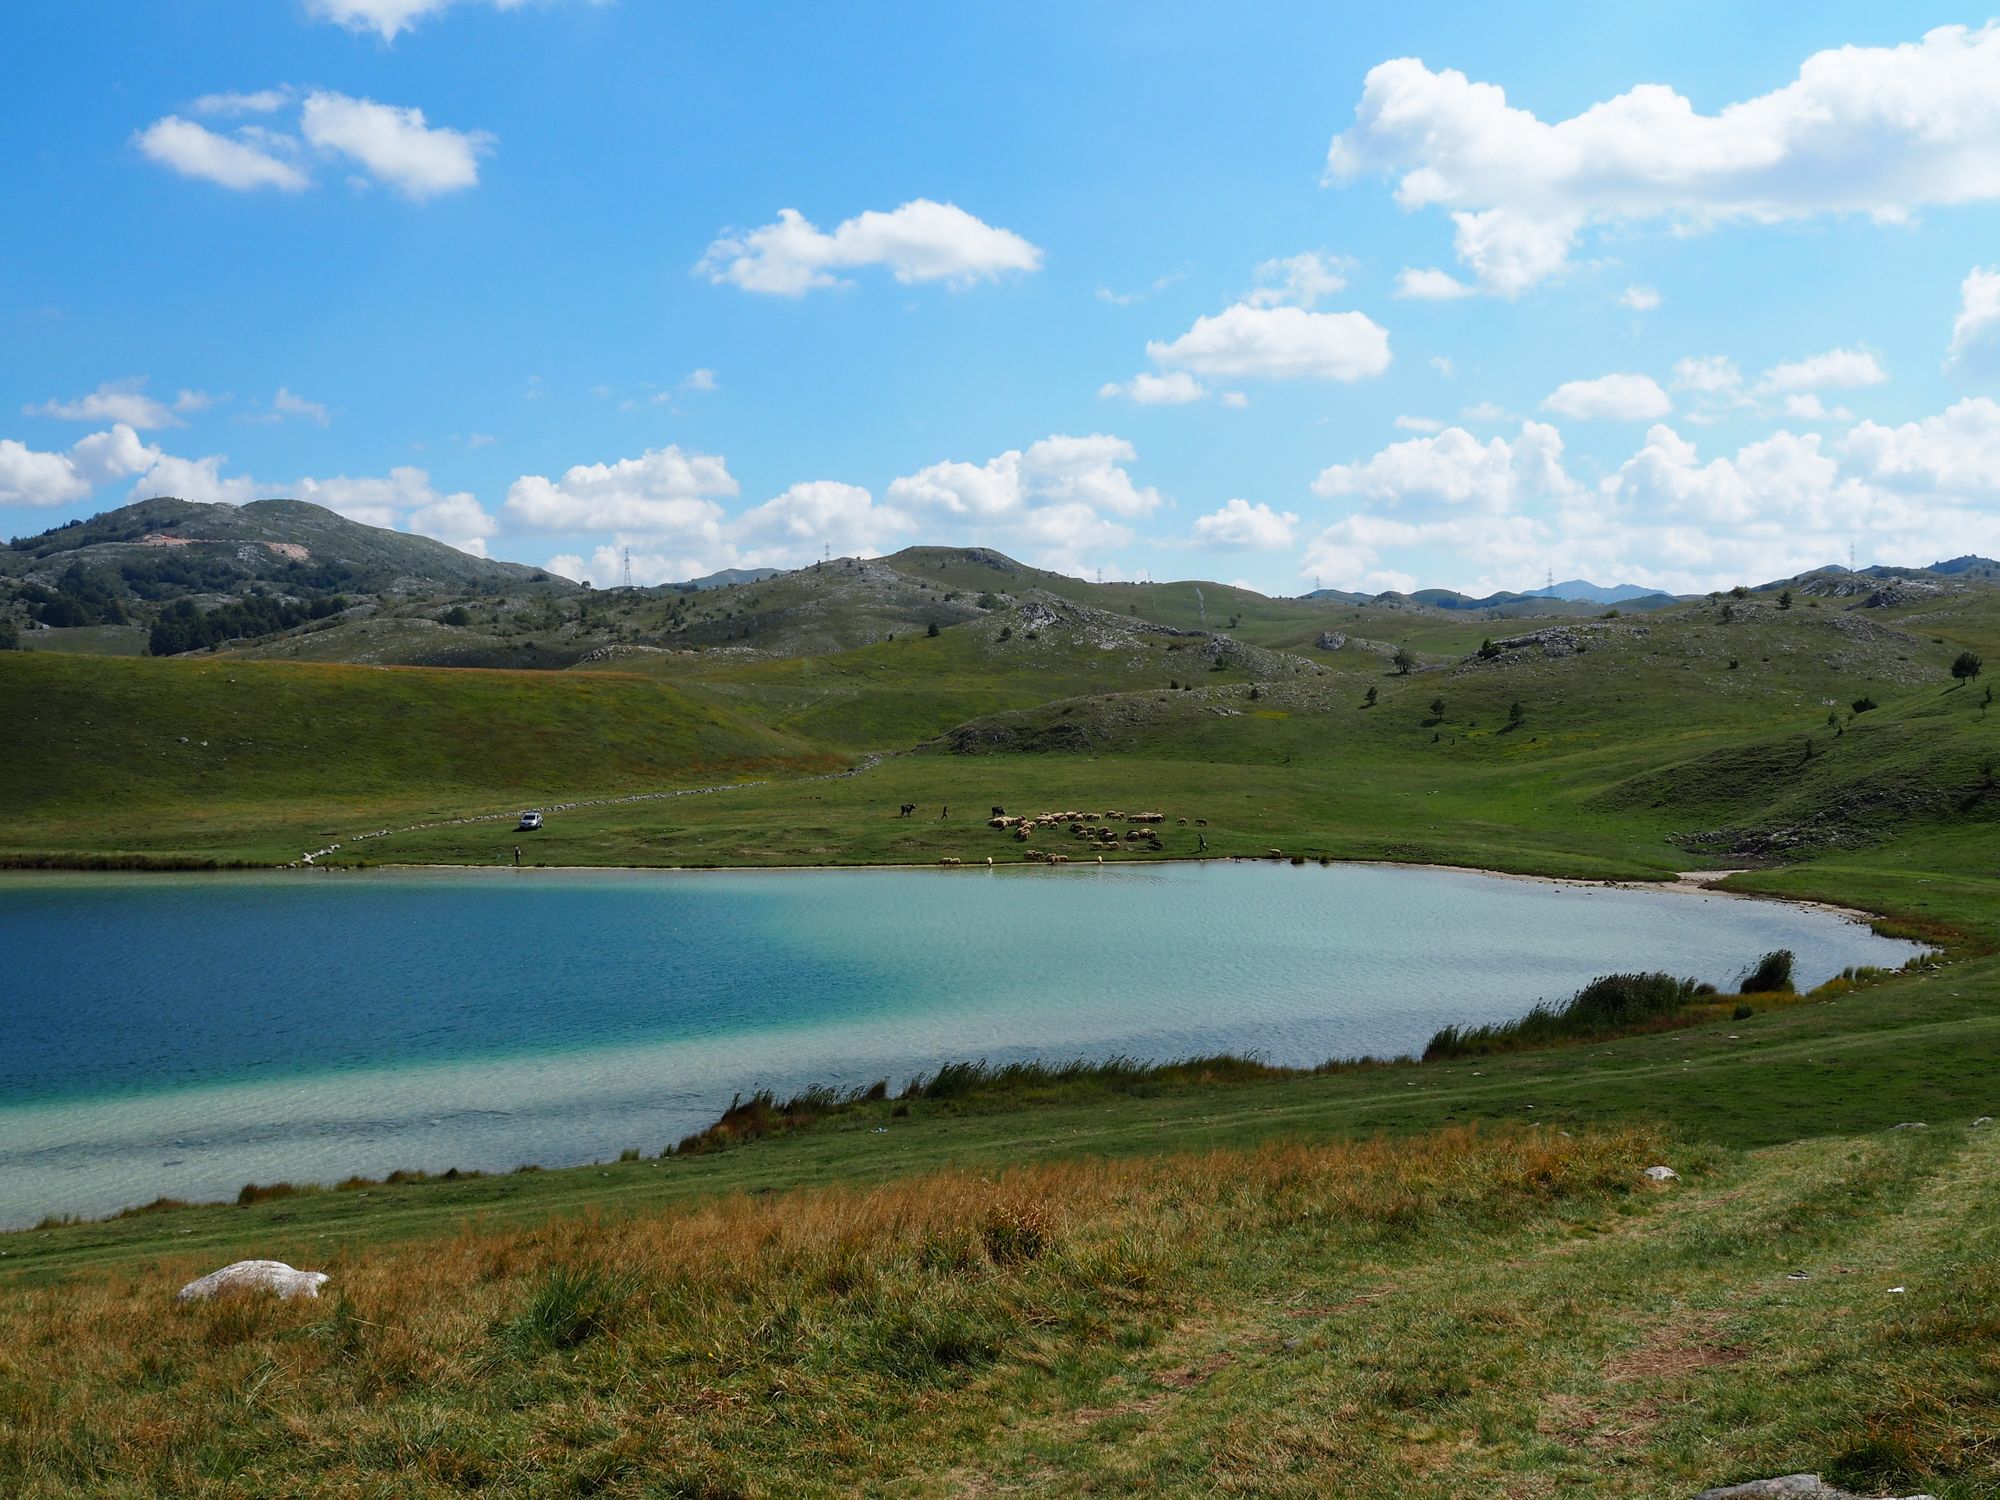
[5,2,2000,595]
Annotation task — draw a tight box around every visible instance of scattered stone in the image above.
[1693,1475,1936,1498]
[1643,1165,1679,1181]
[1314,630,1346,651]
[1973,1116,1993,1128]
[1890,1121,1928,1131]
[176,1260,328,1303]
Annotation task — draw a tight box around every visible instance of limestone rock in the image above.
[1643,1165,1679,1181]
[176,1259,329,1303]
[1693,1476,1934,1499]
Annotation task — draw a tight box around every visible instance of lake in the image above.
[0,862,1926,1227]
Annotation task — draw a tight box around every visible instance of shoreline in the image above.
[0,847,1918,941]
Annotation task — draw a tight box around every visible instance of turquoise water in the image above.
[0,863,1924,1226]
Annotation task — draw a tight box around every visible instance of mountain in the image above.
[1525,579,1673,604]
[678,567,780,591]
[5,497,556,594]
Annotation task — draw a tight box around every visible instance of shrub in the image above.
[1739,949,1795,993]
[1733,1003,1754,1020]
[1852,696,1878,714]
[1952,650,1983,683]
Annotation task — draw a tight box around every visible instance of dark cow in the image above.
[899,803,915,818]
[991,805,1005,817]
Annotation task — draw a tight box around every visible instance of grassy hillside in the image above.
[0,652,833,864]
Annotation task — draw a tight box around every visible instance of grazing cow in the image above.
[899,804,915,818]
[991,805,1005,817]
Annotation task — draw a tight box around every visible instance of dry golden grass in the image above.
[0,1125,1662,1497]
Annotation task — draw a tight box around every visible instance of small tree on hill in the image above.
[1363,686,1378,707]
[1392,645,1416,675]
[1508,701,1526,728]
[1429,696,1446,722]
[1952,650,1983,684]
[926,621,940,638]
[1478,637,1501,660]
[1778,588,1793,610]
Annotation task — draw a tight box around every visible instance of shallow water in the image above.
[0,862,1924,1226]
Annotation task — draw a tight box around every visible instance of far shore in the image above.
[0,849,1918,938]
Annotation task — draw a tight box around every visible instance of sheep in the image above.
[939,856,962,866]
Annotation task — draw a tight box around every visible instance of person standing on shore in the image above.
[513,846,521,866]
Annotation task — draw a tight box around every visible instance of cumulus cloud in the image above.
[697,199,1042,296]
[1394,415,1445,433]
[1191,498,1298,549]
[1302,398,2000,594]
[299,91,492,199]
[1098,371,1210,405]
[1542,373,1672,421]
[25,380,186,430]
[1758,347,1887,393]
[1327,23,2000,293]
[134,116,310,192]
[137,90,492,199]
[886,433,1163,571]
[731,480,911,564]
[1147,303,1391,382]
[504,445,737,537]
[1245,251,1351,308]
[1947,266,2000,375]
[1618,285,1662,311]
[306,0,599,41]
[1313,421,1577,512]
[1395,267,1477,300]
[0,423,166,507]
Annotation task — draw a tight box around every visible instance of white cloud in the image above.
[1245,251,1350,308]
[1460,401,1510,421]
[1947,266,2000,375]
[306,0,598,41]
[680,368,718,393]
[731,480,910,565]
[405,489,498,555]
[299,91,492,200]
[272,387,330,425]
[129,451,263,506]
[1098,371,1209,405]
[1542,373,1672,421]
[1779,393,1852,423]
[133,116,310,192]
[1191,498,1298,549]
[1842,397,2000,497]
[1095,270,1185,306]
[886,433,1162,571]
[0,423,165,507]
[1147,304,1391,382]
[1395,267,1477,300]
[1314,421,1577,513]
[1672,355,1743,396]
[1394,415,1446,433]
[1758,347,1887,393]
[192,89,292,117]
[1327,23,2000,292]
[1618,285,1662,311]
[504,445,738,533]
[0,440,93,508]
[697,199,1042,296]
[25,380,183,429]
[1219,391,1251,409]
[1431,356,1457,379]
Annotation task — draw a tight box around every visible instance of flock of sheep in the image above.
[933,807,1207,866]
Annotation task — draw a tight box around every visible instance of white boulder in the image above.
[1642,1165,1679,1182]
[176,1259,329,1303]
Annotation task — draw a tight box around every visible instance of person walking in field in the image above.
[513,846,521,866]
